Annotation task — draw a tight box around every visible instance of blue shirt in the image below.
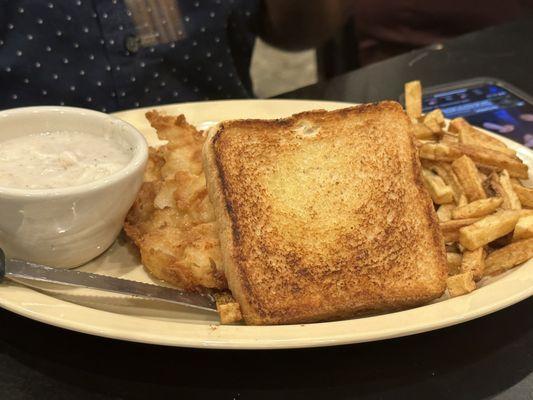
[0,0,260,112]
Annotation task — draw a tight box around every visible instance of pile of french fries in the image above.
[405,81,533,297]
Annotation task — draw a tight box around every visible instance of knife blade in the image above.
[0,249,217,312]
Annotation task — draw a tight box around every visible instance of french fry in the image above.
[448,118,473,134]
[491,172,522,210]
[447,272,476,297]
[449,118,515,155]
[521,209,533,217]
[218,303,243,324]
[447,118,467,132]
[424,161,464,203]
[464,135,517,157]
[422,169,454,204]
[441,132,459,144]
[456,143,528,179]
[441,218,481,243]
[458,193,468,207]
[419,142,462,162]
[512,183,533,208]
[405,80,422,119]
[451,197,503,219]
[460,247,485,281]
[485,238,533,275]
[437,204,455,222]
[452,121,516,157]
[513,214,533,241]
[499,170,522,209]
[459,210,521,250]
[446,252,462,275]
[412,123,435,140]
[422,141,526,178]
[452,155,487,201]
[423,109,445,128]
[422,120,442,135]
[441,218,481,231]
[215,292,243,324]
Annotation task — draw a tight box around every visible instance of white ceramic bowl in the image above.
[0,106,148,268]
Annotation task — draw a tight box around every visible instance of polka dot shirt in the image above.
[0,0,260,112]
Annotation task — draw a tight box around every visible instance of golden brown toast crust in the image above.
[203,102,447,325]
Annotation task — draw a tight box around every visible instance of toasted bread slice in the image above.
[203,101,447,325]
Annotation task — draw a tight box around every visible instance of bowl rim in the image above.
[0,106,148,198]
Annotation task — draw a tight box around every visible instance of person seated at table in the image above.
[0,0,351,112]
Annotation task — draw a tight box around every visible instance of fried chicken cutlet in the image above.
[124,111,226,290]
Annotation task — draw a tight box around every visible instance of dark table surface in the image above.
[282,18,533,105]
[1,19,533,400]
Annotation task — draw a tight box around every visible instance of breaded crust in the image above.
[203,101,447,325]
[124,111,226,291]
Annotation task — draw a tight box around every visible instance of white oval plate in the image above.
[0,99,531,349]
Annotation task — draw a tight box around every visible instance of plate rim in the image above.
[1,98,532,349]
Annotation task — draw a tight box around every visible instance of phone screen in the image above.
[422,83,533,148]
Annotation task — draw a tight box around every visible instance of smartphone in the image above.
[418,78,533,148]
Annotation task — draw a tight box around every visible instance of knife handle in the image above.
[0,248,5,282]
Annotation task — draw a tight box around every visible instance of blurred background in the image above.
[251,39,317,98]
[250,0,533,98]
[2,1,533,110]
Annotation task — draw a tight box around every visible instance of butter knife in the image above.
[0,249,217,312]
